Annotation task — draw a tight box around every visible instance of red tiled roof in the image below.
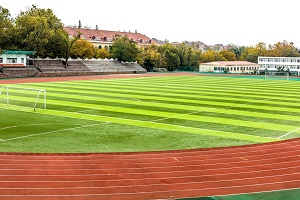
[202,61,257,66]
[64,27,156,45]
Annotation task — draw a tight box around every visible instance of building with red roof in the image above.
[199,61,259,74]
[64,27,156,48]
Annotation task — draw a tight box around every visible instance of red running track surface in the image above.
[1,139,300,200]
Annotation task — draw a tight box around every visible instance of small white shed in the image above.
[0,50,35,67]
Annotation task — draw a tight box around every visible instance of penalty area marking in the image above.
[0,123,76,131]
[277,127,300,139]
[0,123,109,142]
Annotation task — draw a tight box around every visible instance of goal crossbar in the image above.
[0,86,46,111]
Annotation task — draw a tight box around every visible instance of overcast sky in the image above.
[1,0,299,47]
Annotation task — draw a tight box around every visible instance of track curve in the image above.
[1,139,300,200]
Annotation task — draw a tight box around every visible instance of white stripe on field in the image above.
[277,127,300,139]
[1,123,108,142]
[152,108,216,122]
[0,123,77,131]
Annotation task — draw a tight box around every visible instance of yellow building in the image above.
[199,61,259,74]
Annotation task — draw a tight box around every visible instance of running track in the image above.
[1,73,300,199]
[1,139,300,199]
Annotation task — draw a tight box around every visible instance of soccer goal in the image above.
[0,86,46,111]
[265,71,289,80]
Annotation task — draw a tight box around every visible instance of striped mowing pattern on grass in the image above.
[1,75,300,152]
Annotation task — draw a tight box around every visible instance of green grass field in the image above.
[1,74,300,153]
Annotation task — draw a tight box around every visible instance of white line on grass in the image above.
[152,108,215,122]
[1,123,108,142]
[244,98,270,105]
[0,123,76,132]
[77,109,99,113]
[277,127,300,139]
[131,98,140,101]
[3,105,276,143]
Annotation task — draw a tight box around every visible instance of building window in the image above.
[7,58,17,63]
[0,58,3,63]
[21,58,25,63]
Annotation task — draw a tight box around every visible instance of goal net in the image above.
[0,86,46,111]
[265,71,289,80]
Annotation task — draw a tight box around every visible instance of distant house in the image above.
[258,56,300,75]
[0,50,35,67]
[199,61,259,74]
[64,27,157,48]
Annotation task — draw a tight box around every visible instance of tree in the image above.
[164,50,180,71]
[177,43,187,66]
[63,33,81,66]
[220,50,237,61]
[268,40,300,57]
[178,44,201,70]
[157,43,176,69]
[95,47,110,59]
[46,29,68,58]
[227,44,246,60]
[199,50,225,63]
[14,5,66,58]
[0,6,15,50]
[188,48,201,68]
[70,39,94,59]
[111,35,140,62]
[141,45,161,71]
[240,42,268,63]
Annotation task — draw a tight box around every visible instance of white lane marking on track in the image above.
[173,157,179,161]
[0,179,299,196]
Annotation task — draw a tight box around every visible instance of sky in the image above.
[1,0,300,47]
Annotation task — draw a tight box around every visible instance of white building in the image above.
[0,50,35,67]
[258,56,300,75]
[199,61,259,74]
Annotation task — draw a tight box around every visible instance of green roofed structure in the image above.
[0,50,35,67]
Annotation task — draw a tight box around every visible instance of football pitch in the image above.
[1,74,300,153]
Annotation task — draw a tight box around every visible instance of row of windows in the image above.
[7,58,17,63]
[259,58,300,63]
[0,58,25,63]
[214,67,258,71]
[260,64,300,69]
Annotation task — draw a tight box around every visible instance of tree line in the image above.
[1,5,300,71]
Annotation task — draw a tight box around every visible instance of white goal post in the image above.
[0,86,46,111]
[265,71,289,80]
